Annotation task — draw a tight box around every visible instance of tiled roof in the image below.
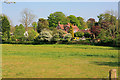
[56,24,64,30]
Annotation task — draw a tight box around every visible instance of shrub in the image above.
[28,29,38,41]
[11,35,16,41]
[51,33,60,42]
[63,33,72,41]
[74,31,84,37]
[84,32,91,38]
[35,28,52,42]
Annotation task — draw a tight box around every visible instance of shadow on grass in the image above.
[93,61,120,67]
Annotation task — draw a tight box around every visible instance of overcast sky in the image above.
[2,1,118,26]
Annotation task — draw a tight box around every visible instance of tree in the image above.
[32,22,37,32]
[67,15,80,28]
[37,18,49,33]
[20,8,35,31]
[14,24,25,40]
[74,31,84,37]
[87,18,95,28]
[68,24,74,37]
[77,17,86,29]
[91,25,101,39]
[97,11,117,30]
[1,15,11,41]
[28,29,38,41]
[97,10,118,39]
[48,12,69,28]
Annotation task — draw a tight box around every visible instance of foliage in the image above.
[32,22,37,31]
[77,17,86,29]
[28,29,38,41]
[37,18,49,33]
[67,15,80,28]
[63,33,72,41]
[10,35,16,41]
[36,28,52,42]
[74,31,84,37]
[96,10,119,46]
[68,24,74,37]
[84,32,91,38]
[1,15,11,41]
[48,12,69,28]
[52,29,66,42]
[97,13,117,27]
[2,31,9,41]
[87,18,95,28]
[14,24,25,41]
[51,33,60,42]
[91,25,101,38]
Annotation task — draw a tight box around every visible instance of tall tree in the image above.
[48,12,69,28]
[77,17,86,29]
[67,15,80,28]
[87,18,95,28]
[1,15,11,41]
[91,23,101,39]
[14,24,25,40]
[97,13,117,29]
[97,10,118,39]
[37,18,49,33]
[20,8,35,31]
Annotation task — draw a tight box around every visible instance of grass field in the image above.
[2,44,119,78]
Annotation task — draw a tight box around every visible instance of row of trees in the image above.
[1,9,120,46]
[48,12,87,29]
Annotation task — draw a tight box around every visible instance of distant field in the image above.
[2,44,119,78]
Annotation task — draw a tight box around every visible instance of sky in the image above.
[2,2,118,26]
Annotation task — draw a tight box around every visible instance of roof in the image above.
[72,25,79,30]
[56,24,64,30]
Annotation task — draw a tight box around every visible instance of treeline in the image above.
[0,9,120,47]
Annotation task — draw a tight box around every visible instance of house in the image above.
[56,22,79,33]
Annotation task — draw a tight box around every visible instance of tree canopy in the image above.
[37,18,49,33]
[67,15,80,28]
[48,12,69,28]
[14,24,25,40]
[1,15,11,41]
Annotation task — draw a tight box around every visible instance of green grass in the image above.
[2,44,119,78]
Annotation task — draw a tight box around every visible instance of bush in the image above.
[11,35,16,41]
[74,31,84,37]
[51,33,60,42]
[35,28,52,42]
[63,33,72,42]
[84,32,91,38]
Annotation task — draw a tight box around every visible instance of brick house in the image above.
[56,22,79,33]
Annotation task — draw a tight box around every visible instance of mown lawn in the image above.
[2,44,119,78]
